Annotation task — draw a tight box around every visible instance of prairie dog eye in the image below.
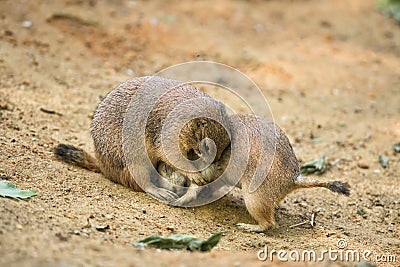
[196,119,207,128]
[187,148,199,160]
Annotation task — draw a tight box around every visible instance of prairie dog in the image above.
[54,76,231,202]
[232,115,349,232]
[161,114,350,232]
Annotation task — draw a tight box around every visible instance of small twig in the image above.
[40,107,63,116]
[289,211,318,229]
[289,220,309,228]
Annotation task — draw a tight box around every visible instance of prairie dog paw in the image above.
[236,223,273,233]
[170,172,189,187]
[188,173,208,186]
[200,163,221,183]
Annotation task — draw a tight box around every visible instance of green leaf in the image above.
[0,180,37,200]
[357,209,365,216]
[135,234,197,250]
[187,230,226,251]
[134,230,227,252]
[300,156,326,175]
[377,0,400,22]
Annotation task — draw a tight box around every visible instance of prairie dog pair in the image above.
[55,76,230,202]
[54,76,350,232]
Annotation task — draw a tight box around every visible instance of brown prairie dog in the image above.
[54,76,231,202]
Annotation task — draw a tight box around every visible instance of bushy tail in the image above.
[294,176,350,196]
[54,144,101,173]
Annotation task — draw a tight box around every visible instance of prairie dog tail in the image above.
[294,175,350,196]
[54,144,101,173]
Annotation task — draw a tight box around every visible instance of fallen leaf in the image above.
[357,209,365,216]
[188,231,226,252]
[300,156,326,175]
[0,180,37,200]
[377,0,400,22]
[134,231,226,252]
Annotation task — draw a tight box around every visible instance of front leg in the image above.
[168,184,205,207]
[168,165,221,206]
[157,162,190,196]
[134,164,179,202]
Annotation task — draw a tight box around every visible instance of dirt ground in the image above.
[0,0,399,266]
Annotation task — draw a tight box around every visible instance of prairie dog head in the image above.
[179,117,230,165]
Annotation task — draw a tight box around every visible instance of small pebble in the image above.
[357,163,369,169]
[127,69,134,76]
[150,17,158,25]
[326,232,336,237]
[22,21,32,28]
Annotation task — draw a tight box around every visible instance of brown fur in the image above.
[54,144,101,173]
[162,114,350,231]
[54,76,230,202]
[225,114,349,232]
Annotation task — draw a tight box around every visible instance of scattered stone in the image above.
[357,162,369,169]
[393,142,400,153]
[326,232,336,237]
[93,224,110,232]
[4,30,13,36]
[105,214,114,219]
[22,21,32,28]
[378,155,389,168]
[55,232,68,241]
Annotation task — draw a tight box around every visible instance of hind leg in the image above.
[236,212,276,232]
[169,161,226,206]
[237,193,277,232]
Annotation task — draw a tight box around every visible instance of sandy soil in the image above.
[0,0,399,266]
